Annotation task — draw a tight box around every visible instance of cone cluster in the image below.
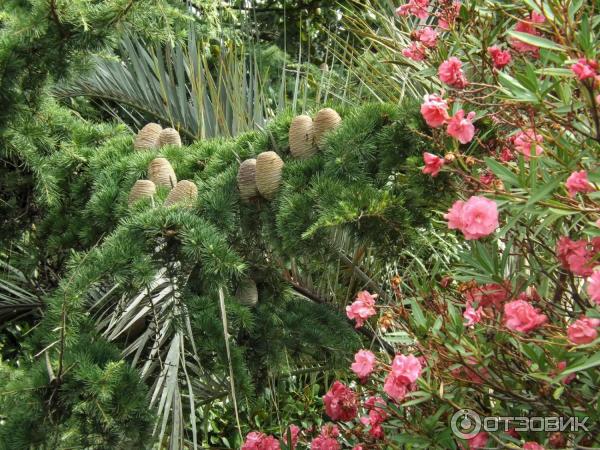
[235,279,258,307]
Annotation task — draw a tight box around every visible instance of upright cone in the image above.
[164,180,198,206]
[148,158,177,189]
[255,151,284,200]
[314,108,341,148]
[289,115,316,158]
[158,128,182,148]
[134,123,162,151]
[128,180,156,206]
[237,159,258,201]
[235,279,258,307]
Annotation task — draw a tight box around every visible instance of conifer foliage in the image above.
[0,95,449,447]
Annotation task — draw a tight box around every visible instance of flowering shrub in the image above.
[242,0,600,448]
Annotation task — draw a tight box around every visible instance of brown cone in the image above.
[289,115,316,158]
[134,123,162,151]
[128,180,156,206]
[237,159,258,201]
[255,151,284,200]
[314,108,341,148]
[158,128,182,148]
[148,157,177,189]
[164,180,198,206]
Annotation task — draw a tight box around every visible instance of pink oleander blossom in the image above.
[422,152,445,176]
[587,271,600,305]
[513,129,543,159]
[241,432,281,450]
[447,110,476,144]
[565,170,594,197]
[383,372,409,402]
[463,306,483,326]
[395,0,429,19]
[346,291,377,328]
[464,282,511,308]
[571,58,598,80]
[445,196,499,240]
[523,443,545,450]
[391,353,422,383]
[438,57,467,88]
[556,236,597,277]
[351,349,376,379]
[488,45,512,69]
[283,425,300,449]
[567,317,600,345]
[511,12,545,57]
[416,26,438,48]
[503,300,547,333]
[323,381,358,421]
[402,42,427,61]
[310,436,340,450]
[437,1,460,30]
[420,94,449,128]
[468,432,489,449]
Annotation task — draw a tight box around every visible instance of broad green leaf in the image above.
[507,31,565,52]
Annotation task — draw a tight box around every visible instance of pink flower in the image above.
[437,1,460,30]
[567,317,600,345]
[395,0,429,19]
[447,110,476,144]
[346,291,377,328]
[352,447,364,450]
[571,58,598,80]
[587,271,600,305]
[383,372,409,402]
[310,436,339,450]
[565,170,594,197]
[351,350,376,379]
[523,442,545,450]
[402,42,427,61]
[445,196,499,240]
[438,57,467,88]
[556,237,596,277]
[422,152,445,177]
[463,306,483,326]
[503,299,547,333]
[513,129,543,159]
[283,425,300,449]
[323,381,358,421]
[488,45,512,69]
[554,361,575,385]
[242,432,281,450]
[468,432,489,449]
[445,200,465,230]
[416,26,438,48]
[511,12,545,57]
[465,282,510,308]
[391,353,422,383]
[420,94,449,128]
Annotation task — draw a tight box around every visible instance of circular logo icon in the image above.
[450,409,481,439]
